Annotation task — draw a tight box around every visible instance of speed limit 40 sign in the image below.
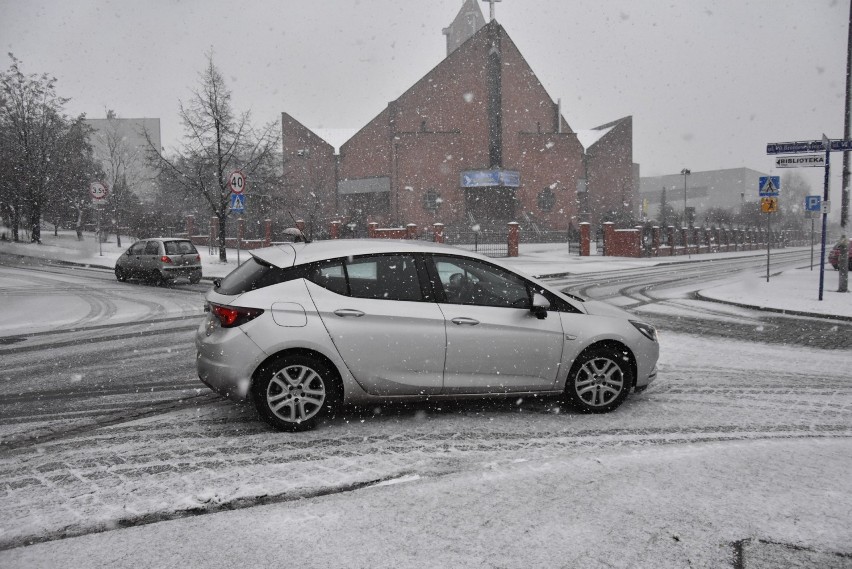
[228,170,246,194]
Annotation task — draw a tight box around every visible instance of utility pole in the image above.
[839,0,851,292]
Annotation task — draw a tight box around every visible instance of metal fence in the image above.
[434,228,509,257]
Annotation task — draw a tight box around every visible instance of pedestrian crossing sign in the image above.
[229,193,246,213]
[759,176,780,197]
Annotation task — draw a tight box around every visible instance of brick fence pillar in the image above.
[652,226,661,256]
[433,223,445,244]
[264,219,272,246]
[406,223,418,239]
[602,222,615,256]
[667,226,676,255]
[368,222,378,238]
[507,222,520,257]
[330,220,340,239]
[579,222,591,256]
[680,227,689,255]
[185,215,195,238]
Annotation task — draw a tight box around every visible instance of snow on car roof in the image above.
[250,239,492,268]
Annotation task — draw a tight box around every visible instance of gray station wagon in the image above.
[115,238,202,284]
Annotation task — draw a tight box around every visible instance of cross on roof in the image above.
[482,0,501,21]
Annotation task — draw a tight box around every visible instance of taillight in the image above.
[160,255,172,263]
[209,303,264,328]
[195,255,201,262]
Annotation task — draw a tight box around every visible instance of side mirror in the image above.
[531,292,550,319]
[212,278,221,289]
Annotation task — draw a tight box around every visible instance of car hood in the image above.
[581,299,635,320]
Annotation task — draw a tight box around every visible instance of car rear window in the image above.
[164,241,198,255]
[217,257,304,295]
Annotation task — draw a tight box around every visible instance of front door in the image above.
[430,255,564,394]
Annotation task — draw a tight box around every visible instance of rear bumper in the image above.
[161,266,202,279]
[195,316,266,401]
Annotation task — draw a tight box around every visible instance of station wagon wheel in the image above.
[565,347,632,413]
[114,266,127,282]
[252,355,339,432]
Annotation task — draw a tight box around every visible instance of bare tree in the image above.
[0,54,74,243]
[145,52,279,261]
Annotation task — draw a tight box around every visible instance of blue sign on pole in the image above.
[804,195,822,212]
[758,176,780,197]
[229,193,246,213]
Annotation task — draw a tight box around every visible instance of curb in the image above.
[692,290,852,322]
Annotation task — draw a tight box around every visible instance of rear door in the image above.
[428,255,565,394]
[307,254,447,396]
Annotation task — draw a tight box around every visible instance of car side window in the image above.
[307,260,348,296]
[144,241,160,255]
[346,255,424,302]
[432,256,530,309]
[129,242,146,255]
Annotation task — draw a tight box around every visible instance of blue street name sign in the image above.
[804,195,822,212]
[229,193,246,213]
[758,176,780,197]
[766,141,825,154]
[767,139,852,154]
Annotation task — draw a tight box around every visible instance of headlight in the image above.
[630,320,658,342]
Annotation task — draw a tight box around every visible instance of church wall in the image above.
[586,118,634,226]
[281,113,337,222]
[515,133,584,231]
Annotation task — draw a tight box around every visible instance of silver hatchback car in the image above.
[196,240,659,431]
[115,238,202,284]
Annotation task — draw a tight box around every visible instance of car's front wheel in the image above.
[115,266,127,282]
[252,354,340,432]
[565,346,632,413]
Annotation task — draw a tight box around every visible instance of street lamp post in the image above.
[681,168,691,227]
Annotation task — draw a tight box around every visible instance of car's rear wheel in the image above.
[565,346,632,413]
[252,354,340,432]
[115,266,127,282]
[189,271,201,284]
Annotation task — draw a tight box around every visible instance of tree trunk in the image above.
[218,212,228,262]
[75,205,84,240]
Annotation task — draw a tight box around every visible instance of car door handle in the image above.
[451,317,480,326]
[334,309,365,318]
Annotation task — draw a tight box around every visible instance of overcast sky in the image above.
[2,0,849,206]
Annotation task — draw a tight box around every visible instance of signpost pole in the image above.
[97,205,103,257]
[811,216,815,271]
[766,211,771,282]
[819,141,832,301]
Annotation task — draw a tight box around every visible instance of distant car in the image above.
[196,239,659,432]
[115,238,202,284]
[828,242,851,270]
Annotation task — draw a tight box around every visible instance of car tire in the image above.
[115,266,127,282]
[189,272,201,284]
[564,346,632,413]
[252,354,340,432]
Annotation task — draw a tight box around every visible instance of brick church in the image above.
[281,0,636,235]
